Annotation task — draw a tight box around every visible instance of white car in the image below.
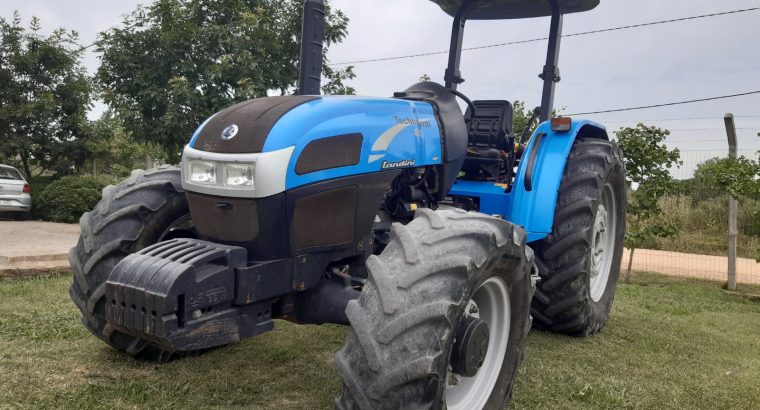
[0,164,32,219]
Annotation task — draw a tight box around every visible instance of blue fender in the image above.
[447,119,608,243]
[507,119,609,242]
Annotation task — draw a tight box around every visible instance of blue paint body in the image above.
[449,119,608,242]
[189,95,607,244]
[263,96,443,189]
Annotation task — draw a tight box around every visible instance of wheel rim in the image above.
[446,276,511,410]
[590,182,617,302]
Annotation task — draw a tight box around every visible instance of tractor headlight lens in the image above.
[189,161,217,184]
[224,164,255,187]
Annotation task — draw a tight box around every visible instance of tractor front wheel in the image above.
[69,166,194,361]
[531,138,626,336]
[335,208,536,409]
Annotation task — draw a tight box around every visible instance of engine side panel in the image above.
[262,96,443,190]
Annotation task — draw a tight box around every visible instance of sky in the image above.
[3,0,760,177]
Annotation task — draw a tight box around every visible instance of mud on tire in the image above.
[69,166,190,361]
[530,138,626,336]
[335,208,536,410]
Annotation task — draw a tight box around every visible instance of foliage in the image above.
[669,177,718,203]
[615,124,682,272]
[0,12,92,178]
[96,0,355,158]
[691,155,760,261]
[26,175,55,219]
[692,156,760,199]
[640,194,760,262]
[512,100,540,140]
[84,112,165,178]
[321,64,356,96]
[35,175,115,223]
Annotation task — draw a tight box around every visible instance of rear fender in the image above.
[508,119,608,242]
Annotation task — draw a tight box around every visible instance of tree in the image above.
[512,100,540,140]
[96,0,355,158]
[694,154,760,262]
[615,124,682,282]
[84,112,165,177]
[693,156,760,199]
[322,64,356,95]
[0,12,92,178]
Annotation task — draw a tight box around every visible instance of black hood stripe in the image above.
[193,96,320,154]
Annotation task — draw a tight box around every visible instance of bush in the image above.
[739,197,760,237]
[36,175,117,223]
[27,176,56,219]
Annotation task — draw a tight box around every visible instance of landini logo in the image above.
[381,159,415,169]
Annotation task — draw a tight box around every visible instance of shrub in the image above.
[27,176,56,219]
[36,175,117,223]
[738,197,760,237]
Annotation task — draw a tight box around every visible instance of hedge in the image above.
[36,175,117,223]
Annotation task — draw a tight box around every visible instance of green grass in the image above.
[1,273,759,409]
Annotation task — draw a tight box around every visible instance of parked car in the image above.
[0,164,31,219]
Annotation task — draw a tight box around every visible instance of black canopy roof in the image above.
[429,0,599,19]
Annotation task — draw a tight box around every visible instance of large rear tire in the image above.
[335,208,536,409]
[530,138,626,336]
[69,166,192,361]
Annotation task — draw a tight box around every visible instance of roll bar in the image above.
[443,0,564,122]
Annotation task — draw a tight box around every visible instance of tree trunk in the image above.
[19,150,32,180]
[625,248,635,284]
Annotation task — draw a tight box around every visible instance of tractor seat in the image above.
[461,100,513,180]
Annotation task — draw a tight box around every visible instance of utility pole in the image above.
[724,113,738,291]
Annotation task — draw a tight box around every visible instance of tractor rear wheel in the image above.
[69,166,193,361]
[335,208,536,410]
[531,138,626,336]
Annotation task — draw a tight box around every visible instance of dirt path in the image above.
[0,221,79,259]
[0,221,79,276]
[2,220,759,285]
[622,248,760,285]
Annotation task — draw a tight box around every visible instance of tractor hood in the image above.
[183,95,444,198]
[429,0,599,19]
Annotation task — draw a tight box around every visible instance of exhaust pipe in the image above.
[298,0,325,95]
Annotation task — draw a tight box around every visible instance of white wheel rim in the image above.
[590,183,617,302]
[445,276,511,410]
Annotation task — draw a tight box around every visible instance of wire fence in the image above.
[624,148,760,286]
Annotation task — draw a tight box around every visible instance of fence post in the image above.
[724,113,738,291]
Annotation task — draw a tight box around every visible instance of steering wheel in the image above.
[449,89,476,124]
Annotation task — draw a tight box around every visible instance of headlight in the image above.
[189,160,217,184]
[224,164,255,187]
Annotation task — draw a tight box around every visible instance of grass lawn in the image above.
[1,273,759,409]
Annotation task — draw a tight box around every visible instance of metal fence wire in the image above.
[622,148,760,285]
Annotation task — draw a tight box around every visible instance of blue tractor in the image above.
[70,0,626,408]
